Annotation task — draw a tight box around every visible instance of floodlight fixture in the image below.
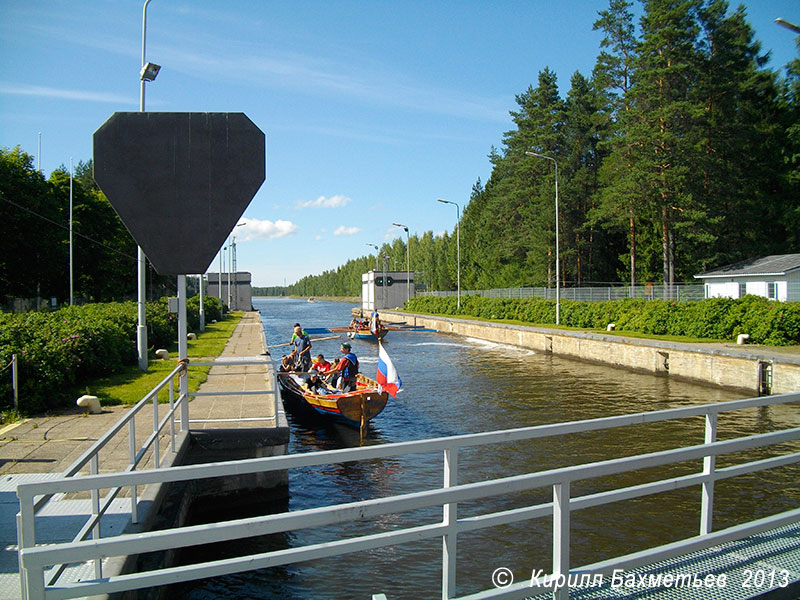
[140,62,161,82]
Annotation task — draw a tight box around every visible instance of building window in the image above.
[767,282,777,300]
[739,282,747,298]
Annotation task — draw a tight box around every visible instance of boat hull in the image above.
[345,328,387,341]
[277,373,388,428]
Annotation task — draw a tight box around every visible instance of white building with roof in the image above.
[694,254,800,302]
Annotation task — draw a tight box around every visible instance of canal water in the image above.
[174,298,800,599]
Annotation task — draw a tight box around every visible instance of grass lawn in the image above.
[85,313,243,406]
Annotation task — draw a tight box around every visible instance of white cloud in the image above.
[238,218,298,240]
[0,82,132,104]
[334,226,362,236]
[297,194,352,209]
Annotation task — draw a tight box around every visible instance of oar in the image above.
[267,335,341,349]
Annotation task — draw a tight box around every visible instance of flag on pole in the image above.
[376,342,402,397]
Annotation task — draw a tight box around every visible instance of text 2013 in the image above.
[742,569,789,589]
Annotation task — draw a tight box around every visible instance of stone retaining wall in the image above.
[379,311,800,395]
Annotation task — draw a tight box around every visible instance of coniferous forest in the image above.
[2,1,799,304]
[287,0,800,298]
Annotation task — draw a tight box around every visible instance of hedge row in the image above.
[405,295,800,346]
[0,296,223,413]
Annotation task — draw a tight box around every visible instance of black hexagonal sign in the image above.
[94,112,265,275]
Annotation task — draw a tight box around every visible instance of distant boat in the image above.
[329,324,388,341]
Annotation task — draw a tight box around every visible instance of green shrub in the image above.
[0,297,220,413]
[406,295,800,346]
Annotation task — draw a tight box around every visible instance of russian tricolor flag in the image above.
[376,342,402,398]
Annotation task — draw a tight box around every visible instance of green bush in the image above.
[0,298,221,413]
[405,295,800,346]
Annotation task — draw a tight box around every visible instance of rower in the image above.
[292,324,312,372]
[332,342,359,392]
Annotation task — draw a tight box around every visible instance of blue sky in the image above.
[1,1,798,287]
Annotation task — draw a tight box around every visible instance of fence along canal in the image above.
[15,391,800,599]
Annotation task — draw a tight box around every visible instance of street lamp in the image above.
[366,243,379,271]
[366,243,381,309]
[526,151,560,325]
[219,245,226,309]
[775,18,800,34]
[136,0,160,370]
[69,157,73,305]
[392,222,410,304]
[437,198,461,309]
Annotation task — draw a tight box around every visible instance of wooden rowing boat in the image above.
[277,372,389,428]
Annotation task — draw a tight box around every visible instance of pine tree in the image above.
[625,0,705,293]
[592,0,642,287]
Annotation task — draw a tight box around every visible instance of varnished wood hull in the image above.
[277,373,389,428]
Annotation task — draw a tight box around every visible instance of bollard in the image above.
[187,332,197,340]
[607,323,616,332]
[737,333,750,345]
[77,395,102,414]
[155,349,169,360]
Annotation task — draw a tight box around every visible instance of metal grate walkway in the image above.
[527,522,800,600]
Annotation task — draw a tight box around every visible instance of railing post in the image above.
[90,454,102,579]
[12,353,19,410]
[442,447,459,599]
[169,378,176,453]
[178,274,190,432]
[129,419,138,524]
[152,391,160,469]
[701,411,718,535]
[552,482,570,600]
[17,490,37,600]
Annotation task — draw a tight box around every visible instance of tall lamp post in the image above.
[69,157,74,305]
[366,243,380,310]
[137,0,161,370]
[437,198,461,309]
[392,223,410,303]
[365,243,379,271]
[526,151,560,325]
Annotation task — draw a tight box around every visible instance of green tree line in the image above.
[286,0,800,297]
[0,148,177,307]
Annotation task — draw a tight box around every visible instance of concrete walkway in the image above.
[0,311,284,600]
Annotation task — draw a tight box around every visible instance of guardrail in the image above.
[419,283,706,302]
[16,391,800,599]
[15,361,189,597]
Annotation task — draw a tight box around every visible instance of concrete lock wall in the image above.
[378,311,800,395]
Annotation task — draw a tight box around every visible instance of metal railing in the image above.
[16,391,800,600]
[419,283,706,302]
[16,361,189,598]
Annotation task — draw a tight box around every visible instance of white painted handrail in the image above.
[16,391,800,600]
